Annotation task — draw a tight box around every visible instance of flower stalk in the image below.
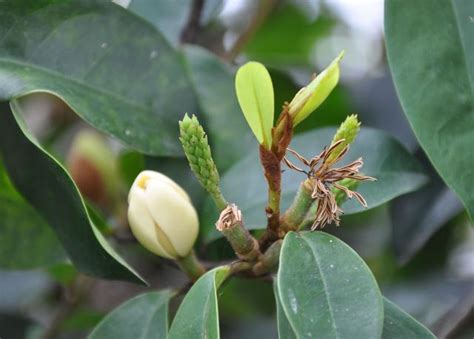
[216,204,261,261]
[176,249,206,282]
[280,179,314,231]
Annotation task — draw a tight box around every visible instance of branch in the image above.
[225,0,276,61]
[180,0,205,44]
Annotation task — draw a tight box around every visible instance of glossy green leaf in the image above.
[0,101,144,283]
[169,266,230,339]
[235,61,274,149]
[277,231,384,338]
[201,127,427,242]
[385,0,474,217]
[88,290,174,339]
[182,45,255,170]
[0,0,197,155]
[382,298,435,339]
[273,282,297,339]
[0,158,65,269]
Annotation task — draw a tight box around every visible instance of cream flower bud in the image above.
[127,170,199,259]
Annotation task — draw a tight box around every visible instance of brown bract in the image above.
[284,139,375,230]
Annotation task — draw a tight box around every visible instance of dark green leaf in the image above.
[0,0,197,155]
[0,158,64,269]
[182,45,255,170]
[169,266,230,339]
[0,102,144,283]
[391,173,462,265]
[273,282,297,339]
[382,298,435,339]
[202,127,427,242]
[277,231,383,338]
[385,0,474,217]
[88,291,174,339]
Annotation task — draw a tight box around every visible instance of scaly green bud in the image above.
[288,51,344,126]
[179,114,227,210]
[326,114,360,164]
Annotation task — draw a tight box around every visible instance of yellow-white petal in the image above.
[144,178,199,257]
[127,186,174,259]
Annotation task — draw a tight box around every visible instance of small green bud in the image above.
[326,114,361,164]
[179,114,227,210]
[288,51,344,126]
[235,61,274,149]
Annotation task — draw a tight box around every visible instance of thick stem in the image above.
[280,180,314,231]
[258,146,282,249]
[253,240,282,276]
[216,204,261,261]
[177,249,206,282]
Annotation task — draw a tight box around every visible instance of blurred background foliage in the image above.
[0,0,472,338]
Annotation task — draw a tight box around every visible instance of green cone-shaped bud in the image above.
[326,114,361,164]
[288,51,344,126]
[179,114,227,210]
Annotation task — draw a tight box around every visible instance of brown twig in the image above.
[180,0,205,44]
[224,0,276,61]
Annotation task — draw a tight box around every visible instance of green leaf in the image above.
[385,0,474,217]
[382,298,435,339]
[88,290,174,339]
[0,101,144,283]
[277,231,384,338]
[273,282,297,339]
[235,61,274,149]
[169,266,230,339]
[0,0,197,155]
[201,127,427,242]
[391,171,462,265]
[182,45,255,170]
[0,159,65,269]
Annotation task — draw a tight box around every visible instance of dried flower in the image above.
[284,139,375,230]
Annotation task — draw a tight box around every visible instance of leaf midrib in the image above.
[302,235,341,339]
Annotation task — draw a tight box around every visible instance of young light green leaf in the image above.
[277,231,384,339]
[382,298,435,339]
[0,102,145,284]
[289,51,344,126]
[235,61,274,149]
[169,266,230,339]
[88,291,174,339]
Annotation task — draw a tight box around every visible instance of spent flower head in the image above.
[284,139,375,230]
